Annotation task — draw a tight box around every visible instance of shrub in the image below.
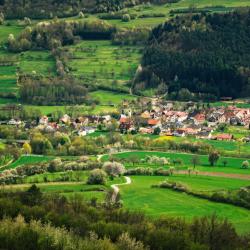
[242,160,249,169]
[87,169,107,185]
[122,14,131,22]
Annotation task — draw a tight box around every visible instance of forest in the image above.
[135,10,250,99]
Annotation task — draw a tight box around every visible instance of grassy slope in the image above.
[3,155,55,171]
[119,175,250,234]
[102,151,250,174]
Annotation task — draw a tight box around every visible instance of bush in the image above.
[122,14,131,22]
[242,160,249,169]
[87,169,107,185]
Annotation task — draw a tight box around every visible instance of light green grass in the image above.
[119,175,250,234]
[102,151,250,175]
[0,25,23,44]
[164,174,249,191]
[66,40,142,91]
[4,155,55,170]
[90,90,136,105]
[19,51,56,75]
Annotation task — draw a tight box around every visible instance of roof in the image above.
[119,117,128,123]
[148,119,159,126]
[216,134,233,140]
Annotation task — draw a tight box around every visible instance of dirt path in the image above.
[176,170,250,180]
[111,176,131,203]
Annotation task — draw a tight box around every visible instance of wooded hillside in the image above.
[135,10,250,100]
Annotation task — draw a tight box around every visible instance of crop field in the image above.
[66,40,142,91]
[102,151,250,175]
[119,175,250,234]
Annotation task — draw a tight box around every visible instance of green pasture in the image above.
[19,51,56,75]
[90,90,136,105]
[102,151,250,174]
[4,155,55,171]
[66,40,141,91]
[0,25,23,44]
[168,135,250,154]
[119,175,250,234]
[23,104,117,115]
[163,175,249,191]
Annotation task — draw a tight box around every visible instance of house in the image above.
[60,114,71,124]
[7,119,21,126]
[139,127,154,134]
[39,116,48,125]
[141,111,151,119]
[216,134,233,141]
[119,117,132,132]
[148,119,160,127]
[78,127,96,136]
[193,113,206,124]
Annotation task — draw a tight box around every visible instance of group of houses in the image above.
[119,103,250,141]
[2,101,250,142]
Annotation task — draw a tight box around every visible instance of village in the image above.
[2,100,250,143]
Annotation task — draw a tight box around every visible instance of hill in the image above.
[134,10,250,100]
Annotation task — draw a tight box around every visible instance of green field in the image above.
[19,51,56,75]
[119,175,250,234]
[0,25,23,44]
[3,155,55,171]
[162,135,250,155]
[90,90,136,105]
[66,40,142,91]
[102,151,250,174]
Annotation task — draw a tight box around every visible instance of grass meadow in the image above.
[119,175,250,234]
[66,40,142,91]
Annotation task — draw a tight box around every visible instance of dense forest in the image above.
[0,187,249,250]
[134,10,250,100]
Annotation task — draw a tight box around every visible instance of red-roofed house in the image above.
[216,134,233,141]
[148,119,160,127]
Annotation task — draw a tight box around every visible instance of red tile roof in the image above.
[148,119,159,126]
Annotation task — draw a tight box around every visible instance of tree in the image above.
[87,169,107,185]
[117,232,145,250]
[22,142,32,155]
[153,127,161,135]
[102,161,125,177]
[208,151,220,166]
[128,155,140,167]
[241,160,249,169]
[169,166,175,176]
[21,184,42,206]
[190,155,200,169]
[222,160,228,167]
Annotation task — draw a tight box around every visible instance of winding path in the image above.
[111,176,131,203]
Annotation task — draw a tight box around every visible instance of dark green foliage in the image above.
[139,10,250,99]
